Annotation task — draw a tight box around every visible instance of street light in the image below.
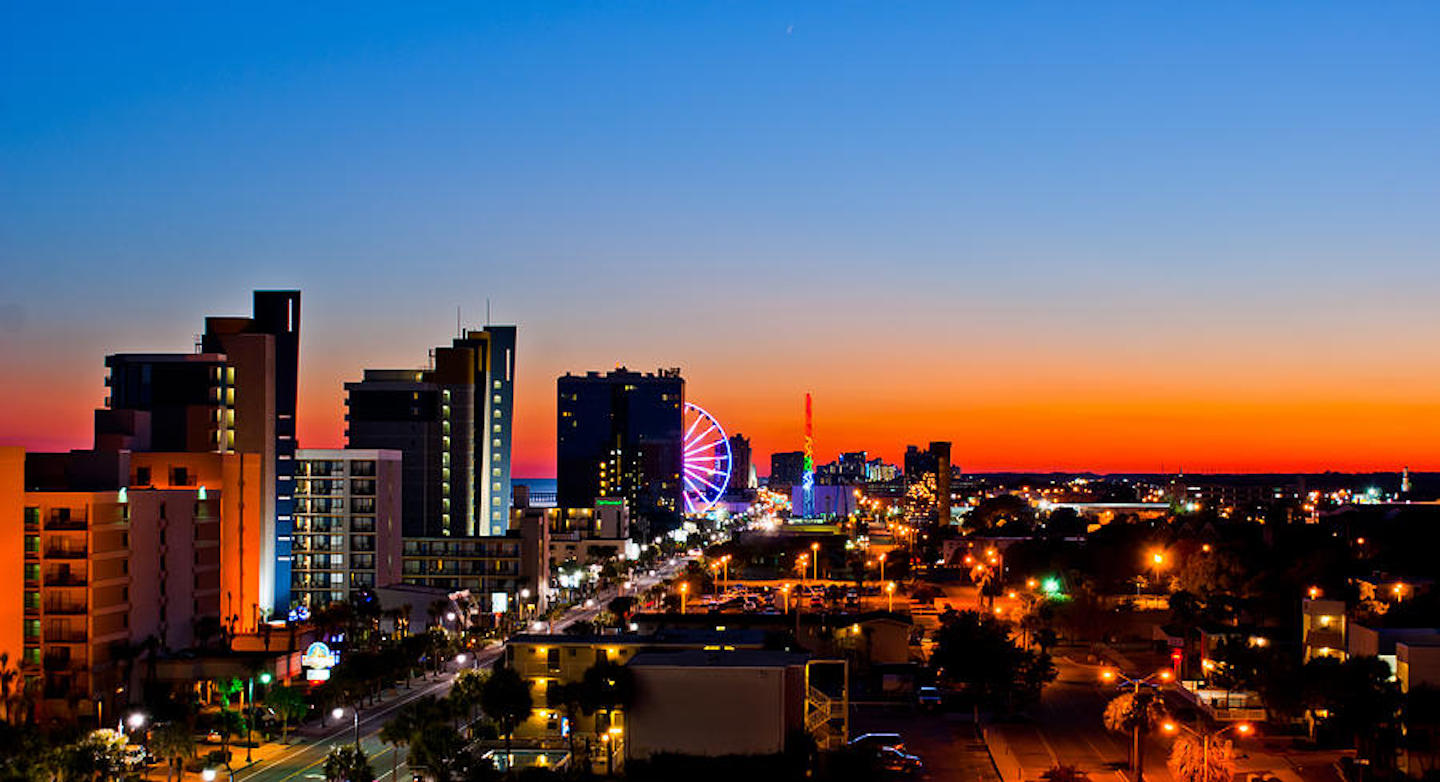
[332,706,360,749]
[244,671,272,764]
[202,769,217,782]
[126,712,147,731]
[810,542,820,582]
[886,581,896,612]
[679,582,689,615]
[1160,720,1253,782]
[1098,668,1175,782]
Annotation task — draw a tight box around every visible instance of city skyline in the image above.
[4,3,1440,474]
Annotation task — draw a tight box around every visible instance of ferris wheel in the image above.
[681,402,732,514]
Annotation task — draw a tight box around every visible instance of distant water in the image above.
[513,478,556,492]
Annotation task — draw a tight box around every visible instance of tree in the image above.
[480,666,533,761]
[62,728,133,782]
[546,681,585,763]
[1167,734,1234,782]
[1303,656,1402,769]
[264,685,309,743]
[450,669,487,734]
[324,745,374,782]
[211,691,246,767]
[149,722,196,782]
[1406,686,1440,776]
[1103,691,1166,779]
[605,596,636,627]
[379,710,417,782]
[930,610,1056,719]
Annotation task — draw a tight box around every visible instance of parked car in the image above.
[876,747,925,776]
[848,732,905,754]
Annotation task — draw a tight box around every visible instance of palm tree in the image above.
[323,745,373,782]
[1104,691,1166,778]
[263,685,309,743]
[1167,733,1235,782]
[450,669,487,735]
[0,652,19,724]
[378,709,416,782]
[149,722,195,782]
[480,666,532,764]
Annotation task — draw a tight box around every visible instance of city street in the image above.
[225,557,686,782]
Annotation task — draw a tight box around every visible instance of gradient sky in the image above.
[3,2,1440,476]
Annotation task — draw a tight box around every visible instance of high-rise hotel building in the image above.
[345,326,516,538]
[99,290,300,616]
[556,368,684,524]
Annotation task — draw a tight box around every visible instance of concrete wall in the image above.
[0,448,23,674]
[627,664,789,758]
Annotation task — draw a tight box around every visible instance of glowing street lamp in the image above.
[126,712,146,730]
[1160,721,1253,782]
[811,542,820,582]
[1099,668,1175,782]
[679,582,689,615]
[332,706,360,749]
[886,581,896,612]
[1307,585,1322,600]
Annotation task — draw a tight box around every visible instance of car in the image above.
[205,729,223,743]
[916,685,942,710]
[848,732,905,754]
[876,747,924,776]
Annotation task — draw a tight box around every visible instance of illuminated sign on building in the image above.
[302,641,338,682]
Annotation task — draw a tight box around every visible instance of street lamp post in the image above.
[245,672,272,764]
[886,581,896,612]
[679,582,689,615]
[1161,720,1253,782]
[878,553,886,584]
[332,707,360,750]
[810,542,820,582]
[1099,668,1175,782]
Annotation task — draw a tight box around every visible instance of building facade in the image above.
[345,326,516,538]
[291,449,403,609]
[101,290,300,614]
[556,368,683,525]
[400,518,548,613]
[1,447,266,723]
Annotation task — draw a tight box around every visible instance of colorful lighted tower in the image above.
[801,393,815,517]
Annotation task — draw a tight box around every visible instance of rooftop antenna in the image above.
[456,306,462,338]
[486,297,492,327]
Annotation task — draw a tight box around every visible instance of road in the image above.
[231,557,687,782]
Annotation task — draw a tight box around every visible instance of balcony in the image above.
[44,602,87,615]
[1305,628,1345,649]
[44,573,88,587]
[44,516,87,531]
[44,629,88,643]
[42,655,84,671]
[45,547,88,559]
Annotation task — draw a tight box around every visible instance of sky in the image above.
[3,2,1439,477]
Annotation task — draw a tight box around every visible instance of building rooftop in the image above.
[507,628,769,647]
[627,649,811,669]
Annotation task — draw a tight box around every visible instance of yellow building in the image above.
[500,630,768,745]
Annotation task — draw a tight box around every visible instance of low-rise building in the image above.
[401,516,548,614]
[626,649,811,759]
[1301,598,1347,662]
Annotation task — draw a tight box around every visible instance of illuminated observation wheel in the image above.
[681,402,732,514]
